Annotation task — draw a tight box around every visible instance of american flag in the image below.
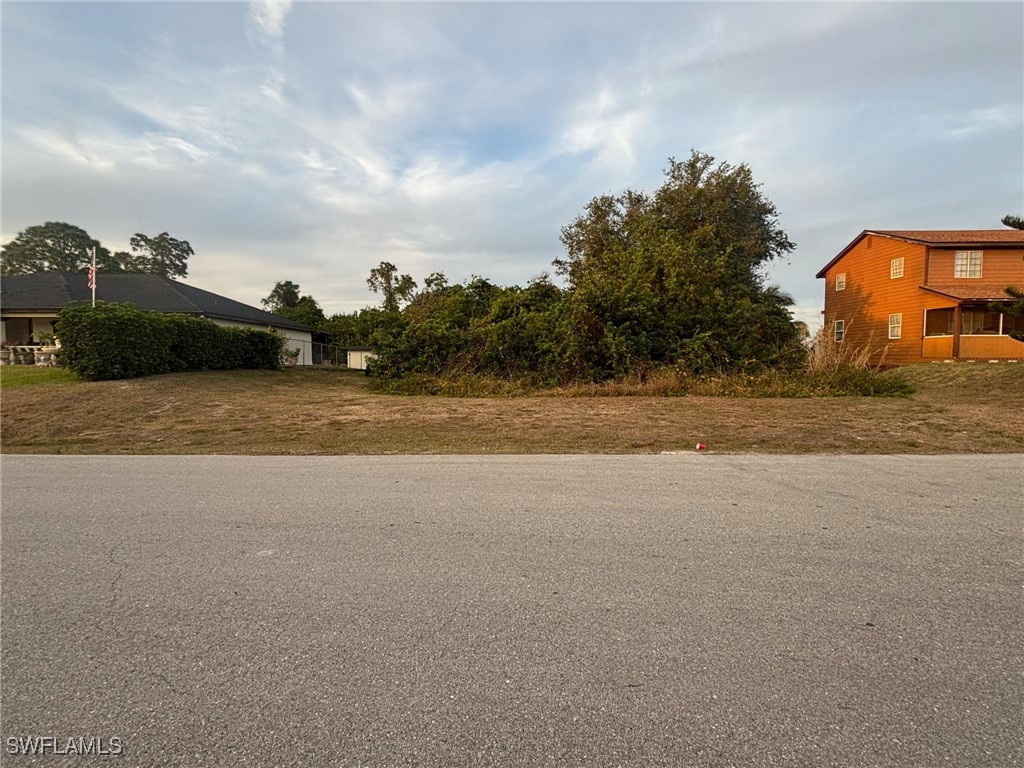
[87,247,96,290]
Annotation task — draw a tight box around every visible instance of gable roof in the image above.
[0,272,314,332]
[816,229,1024,278]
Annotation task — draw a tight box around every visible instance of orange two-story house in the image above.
[817,230,1024,364]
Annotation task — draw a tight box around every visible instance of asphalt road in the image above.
[1,454,1022,768]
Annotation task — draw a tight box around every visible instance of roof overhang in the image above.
[817,230,1024,279]
[920,286,1019,302]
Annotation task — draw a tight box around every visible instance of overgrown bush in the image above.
[368,152,809,386]
[56,302,284,380]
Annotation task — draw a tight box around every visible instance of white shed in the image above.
[346,348,377,370]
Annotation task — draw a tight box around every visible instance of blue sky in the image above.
[3,2,1022,327]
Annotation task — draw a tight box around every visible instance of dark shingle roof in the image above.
[0,273,314,332]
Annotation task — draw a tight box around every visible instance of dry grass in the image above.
[1,363,1022,455]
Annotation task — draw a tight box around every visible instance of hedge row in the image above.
[56,302,285,380]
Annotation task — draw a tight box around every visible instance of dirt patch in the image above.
[1,364,1022,455]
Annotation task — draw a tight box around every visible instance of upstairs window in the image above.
[835,273,846,291]
[954,251,982,278]
[888,313,902,339]
[834,319,845,342]
[890,258,904,279]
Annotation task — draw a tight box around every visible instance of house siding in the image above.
[822,236,1024,364]
[822,236,956,365]
[927,248,1024,287]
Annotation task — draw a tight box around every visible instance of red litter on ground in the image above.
[695,443,707,451]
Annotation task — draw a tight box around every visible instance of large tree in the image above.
[1001,214,1024,230]
[277,296,326,328]
[128,232,193,279]
[367,261,417,313]
[1,222,194,277]
[261,281,325,328]
[0,222,111,275]
[262,280,303,312]
[555,151,803,375]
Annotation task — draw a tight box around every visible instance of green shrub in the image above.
[55,302,284,381]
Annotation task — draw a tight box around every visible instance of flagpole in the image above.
[90,247,97,307]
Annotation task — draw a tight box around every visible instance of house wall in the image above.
[927,248,1024,287]
[209,319,313,365]
[922,336,954,359]
[822,236,956,365]
[959,335,1024,359]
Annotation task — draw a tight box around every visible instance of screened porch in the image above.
[922,305,1024,359]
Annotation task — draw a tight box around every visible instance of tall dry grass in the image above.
[806,321,887,373]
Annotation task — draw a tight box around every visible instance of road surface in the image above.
[1,455,1022,767]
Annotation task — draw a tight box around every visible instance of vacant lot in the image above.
[1,363,1022,454]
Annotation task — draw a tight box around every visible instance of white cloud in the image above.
[247,0,293,45]
[260,69,285,103]
[790,305,824,335]
[247,1,293,103]
[928,104,1022,141]
[301,148,337,175]
[558,87,648,172]
[19,129,117,172]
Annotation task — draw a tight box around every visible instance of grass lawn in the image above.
[1,363,1022,455]
[0,366,79,389]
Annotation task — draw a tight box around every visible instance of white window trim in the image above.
[834,319,845,342]
[835,273,846,291]
[954,250,983,279]
[888,313,902,340]
[890,258,904,279]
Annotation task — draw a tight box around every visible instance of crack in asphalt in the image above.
[106,540,129,611]
[152,671,190,700]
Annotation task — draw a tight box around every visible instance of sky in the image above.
[2,2,1022,329]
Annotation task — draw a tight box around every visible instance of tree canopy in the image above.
[262,281,303,312]
[1,222,109,275]
[367,151,806,383]
[552,152,801,377]
[128,232,193,279]
[262,281,326,328]
[1,221,193,278]
[990,286,1024,342]
[367,262,417,313]
[1001,214,1024,230]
